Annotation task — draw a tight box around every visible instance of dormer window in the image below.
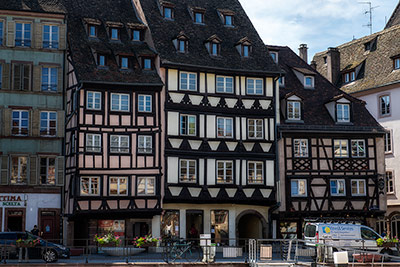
[178,40,187,53]
[97,54,106,67]
[143,58,152,70]
[287,101,301,120]
[132,30,141,41]
[243,45,250,57]
[205,35,222,57]
[110,28,120,40]
[364,42,371,51]
[88,25,97,37]
[194,12,204,24]
[211,43,219,56]
[304,76,314,88]
[163,6,173,19]
[174,32,189,53]
[224,15,233,26]
[337,103,350,123]
[344,71,356,83]
[120,56,130,69]
[270,52,278,63]
[236,38,252,58]
[394,58,400,70]
[279,77,285,87]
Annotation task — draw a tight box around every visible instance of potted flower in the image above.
[132,235,159,248]
[94,232,121,247]
[16,237,40,248]
[377,237,399,248]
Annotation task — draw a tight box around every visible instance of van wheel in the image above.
[43,249,58,263]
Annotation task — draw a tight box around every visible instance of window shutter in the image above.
[34,23,43,49]
[57,67,62,92]
[6,21,15,47]
[23,64,31,91]
[0,156,9,185]
[56,156,64,186]
[13,64,21,90]
[58,25,66,50]
[3,108,11,136]
[29,155,37,185]
[32,109,39,137]
[32,65,41,92]
[57,110,64,137]
[2,63,10,90]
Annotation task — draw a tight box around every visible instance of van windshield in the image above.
[304,224,316,237]
[361,227,380,240]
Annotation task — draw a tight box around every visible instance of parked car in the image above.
[0,232,70,262]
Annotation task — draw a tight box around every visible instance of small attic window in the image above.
[364,42,371,51]
[211,43,219,56]
[120,56,132,69]
[343,71,356,83]
[194,12,204,24]
[110,28,120,40]
[270,51,278,63]
[174,32,189,53]
[323,56,327,64]
[132,30,141,41]
[394,57,400,70]
[224,15,233,26]
[279,77,285,87]
[97,54,106,67]
[178,40,187,53]
[337,103,350,123]
[304,76,314,88]
[205,35,222,57]
[163,6,173,19]
[88,25,97,37]
[236,38,252,58]
[143,58,153,70]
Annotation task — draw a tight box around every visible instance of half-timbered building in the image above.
[272,45,386,239]
[63,0,164,243]
[136,0,282,242]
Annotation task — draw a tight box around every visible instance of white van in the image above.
[304,223,395,254]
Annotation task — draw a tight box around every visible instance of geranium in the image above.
[94,232,121,247]
[132,235,159,248]
[16,237,40,247]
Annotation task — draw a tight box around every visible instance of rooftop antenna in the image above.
[359,2,379,34]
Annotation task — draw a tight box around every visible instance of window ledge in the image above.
[285,119,304,124]
[335,122,353,125]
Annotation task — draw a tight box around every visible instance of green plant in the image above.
[16,237,40,247]
[132,235,159,248]
[377,237,399,246]
[94,232,121,247]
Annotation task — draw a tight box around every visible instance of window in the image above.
[138,135,152,154]
[247,78,263,95]
[351,179,366,196]
[243,45,250,57]
[270,52,278,63]
[15,22,31,47]
[361,227,379,240]
[379,95,390,116]
[0,21,3,45]
[111,93,129,112]
[132,30,141,41]
[394,58,400,70]
[385,130,392,153]
[137,177,155,195]
[163,7,173,19]
[304,76,314,88]
[86,133,101,152]
[40,111,57,136]
[344,71,356,83]
[138,94,152,112]
[294,139,308,157]
[279,77,285,86]
[109,177,128,196]
[41,67,58,91]
[120,57,129,69]
[143,58,152,70]
[12,64,31,91]
[180,72,197,91]
[217,161,233,184]
[110,135,129,153]
[88,25,97,37]
[110,28,119,40]
[12,110,29,136]
[194,12,204,23]
[330,179,346,196]
[40,157,56,185]
[291,179,307,197]
[224,15,233,26]
[248,119,263,139]
[87,91,101,110]
[351,140,366,158]
[180,114,196,136]
[337,103,350,122]
[10,156,28,184]
[43,25,58,48]
[178,39,187,53]
[0,64,2,88]
[179,159,196,183]
[216,76,233,93]
[211,43,219,56]
[98,54,106,67]
[334,139,348,158]
[211,210,229,245]
[217,117,233,138]
[287,101,301,120]
[387,171,394,193]
[80,177,100,196]
[248,161,263,184]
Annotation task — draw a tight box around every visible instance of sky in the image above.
[239,0,398,62]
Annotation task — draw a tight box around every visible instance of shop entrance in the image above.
[237,210,267,245]
[186,210,203,239]
[39,210,60,241]
[5,209,25,232]
[133,222,150,237]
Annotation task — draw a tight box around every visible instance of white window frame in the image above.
[216,76,234,94]
[247,118,263,139]
[294,139,308,157]
[138,135,153,154]
[86,133,101,152]
[291,179,307,197]
[40,157,56,185]
[12,110,29,136]
[385,129,393,154]
[179,159,197,183]
[379,95,390,116]
[337,103,350,123]
[111,93,130,112]
[216,160,233,184]
[41,67,58,91]
[109,177,128,196]
[351,179,366,196]
[351,139,366,158]
[248,161,264,184]
[87,91,101,110]
[43,24,59,49]
[180,114,196,136]
[180,72,197,91]
[217,117,233,138]
[40,111,57,136]
[15,22,31,47]
[246,78,263,95]
[330,179,346,196]
[387,171,394,194]
[334,139,349,158]
[287,101,301,120]
[80,177,100,196]
[137,177,155,196]
[110,135,129,153]
[10,156,28,184]
[304,76,314,88]
[138,94,152,113]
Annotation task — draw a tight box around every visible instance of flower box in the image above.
[380,242,396,248]
[353,253,382,263]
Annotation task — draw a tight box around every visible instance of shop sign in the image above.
[0,195,26,207]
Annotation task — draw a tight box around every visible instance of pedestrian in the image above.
[31,225,40,236]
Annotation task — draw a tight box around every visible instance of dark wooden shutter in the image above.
[56,156,64,186]
[6,21,15,47]
[13,64,21,90]
[2,63,10,90]
[29,155,37,185]
[23,64,31,91]
[0,156,9,185]
[59,25,66,50]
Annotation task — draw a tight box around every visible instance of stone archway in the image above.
[236,210,268,243]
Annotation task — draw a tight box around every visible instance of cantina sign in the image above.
[0,195,26,207]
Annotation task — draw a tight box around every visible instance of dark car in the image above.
[0,232,70,263]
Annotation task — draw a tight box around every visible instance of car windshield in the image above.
[304,224,316,238]
[361,227,380,240]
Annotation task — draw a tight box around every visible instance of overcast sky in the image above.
[239,0,398,62]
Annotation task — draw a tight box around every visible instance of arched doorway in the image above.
[236,210,267,244]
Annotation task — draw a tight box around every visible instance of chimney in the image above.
[299,44,308,63]
[326,47,340,85]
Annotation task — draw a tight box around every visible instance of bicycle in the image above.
[163,238,201,263]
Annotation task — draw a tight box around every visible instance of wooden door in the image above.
[39,210,59,242]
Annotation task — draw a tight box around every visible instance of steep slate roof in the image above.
[138,0,281,74]
[313,24,400,94]
[386,1,400,29]
[273,45,383,133]
[64,0,162,85]
[0,0,66,14]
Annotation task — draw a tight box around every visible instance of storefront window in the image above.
[161,210,179,238]
[211,210,229,245]
[280,222,297,239]
[98,220,125,237]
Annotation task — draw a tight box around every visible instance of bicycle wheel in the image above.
[184,245,201,263]
[163,246,170,263]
